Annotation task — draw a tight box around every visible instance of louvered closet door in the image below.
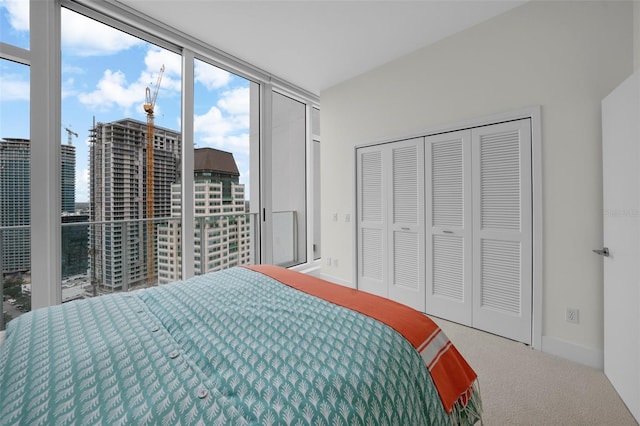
[425,130,473,325]
[472,119,532,344]
[357,145,386,297]
[388,138,425,311]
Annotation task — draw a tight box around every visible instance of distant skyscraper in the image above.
[0,138,79,278]
[60,143,89,280]
[61,213,89,278]
[89,118,180,290]
[61,144,76,214]
[0,138,30,276]
[157,147,251,284]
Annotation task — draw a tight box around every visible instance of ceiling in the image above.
[116,1,527,96]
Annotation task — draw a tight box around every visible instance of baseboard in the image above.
[316,272,354,288]
[542,336,604,370]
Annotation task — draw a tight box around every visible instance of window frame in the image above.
[27,0,320,309]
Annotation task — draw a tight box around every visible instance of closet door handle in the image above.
[442,230,454,234]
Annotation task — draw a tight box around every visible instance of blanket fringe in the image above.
[449,379,483,426]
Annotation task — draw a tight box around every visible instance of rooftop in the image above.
[194,147,240,177]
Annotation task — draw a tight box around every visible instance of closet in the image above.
[357,138,425,312]
[356,119,532,344]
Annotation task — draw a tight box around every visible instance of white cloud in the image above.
[218,87,250,115]
[62,77,78,100]
[142,47,182,93]
[63,64,86,75]
[195,61,231,90]
[61,8,144,56]
[76,47,181,118]
[223,133,250,152]
[0,72,29,101]
[78,69,146,114]
[0,0,28,31]
[194,106,229,140]
[194,86,250,153]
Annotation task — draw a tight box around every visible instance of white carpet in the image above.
[433,317,638,425]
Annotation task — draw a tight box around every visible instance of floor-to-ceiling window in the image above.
[155,58,257,283]
[0,0,31,329]
[271,92,307,267]
[312,107,321,260]
[61,7,183,300]
[15,0,319,325]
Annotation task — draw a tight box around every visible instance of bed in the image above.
[0,265,481,425]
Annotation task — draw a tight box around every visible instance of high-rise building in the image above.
[157,147,251,284]
[61,213,89,278]
[89,118,180,290]
[60,143,89,280]
[0,138,30,276]
[1,139,81,279]
[61,144,76,214]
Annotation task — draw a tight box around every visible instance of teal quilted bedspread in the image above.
[0,267,453,425]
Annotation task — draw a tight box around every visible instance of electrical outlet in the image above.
[325,257,332,266]
[566,308,579,324]
[333,258,339,267]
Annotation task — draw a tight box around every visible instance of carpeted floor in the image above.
[432,317,638,426]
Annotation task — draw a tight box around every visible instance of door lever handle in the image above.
[592,247,609,257]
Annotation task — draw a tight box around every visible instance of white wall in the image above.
[320,1,633,361]
[635,0,640,71]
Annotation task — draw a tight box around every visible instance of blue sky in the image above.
[0,0,251,202]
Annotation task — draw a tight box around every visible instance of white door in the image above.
[388,139,425,311]
[425,120,532,344]
[356,139,425,311]
[357,145,386,297]
[472,120,532,345]
[602,71,640,423]
[425,130,473,325]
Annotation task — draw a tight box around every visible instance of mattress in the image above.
[0,266,481,425]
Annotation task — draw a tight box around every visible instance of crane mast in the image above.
[144,65,164,285]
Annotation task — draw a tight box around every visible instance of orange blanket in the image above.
[245,264,478,414]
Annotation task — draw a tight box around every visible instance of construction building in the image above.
[89,118,180,290]
[157,147,251,283]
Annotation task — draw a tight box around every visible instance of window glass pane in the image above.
[172,58,253,281]
[272,92,306,267]
[61,8,182,299]
[313,106,321,260]
[0,59,31,329]
[0,0,29,50]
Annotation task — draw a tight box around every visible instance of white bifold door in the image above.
[426,119,532,344]
[425,130,473,324]
[357,119,532,344]
[357,138,425,312]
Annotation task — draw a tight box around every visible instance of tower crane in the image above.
[144,64,164,284]
[64,127,78,145]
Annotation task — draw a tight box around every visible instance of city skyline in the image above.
[0,1,251,202]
